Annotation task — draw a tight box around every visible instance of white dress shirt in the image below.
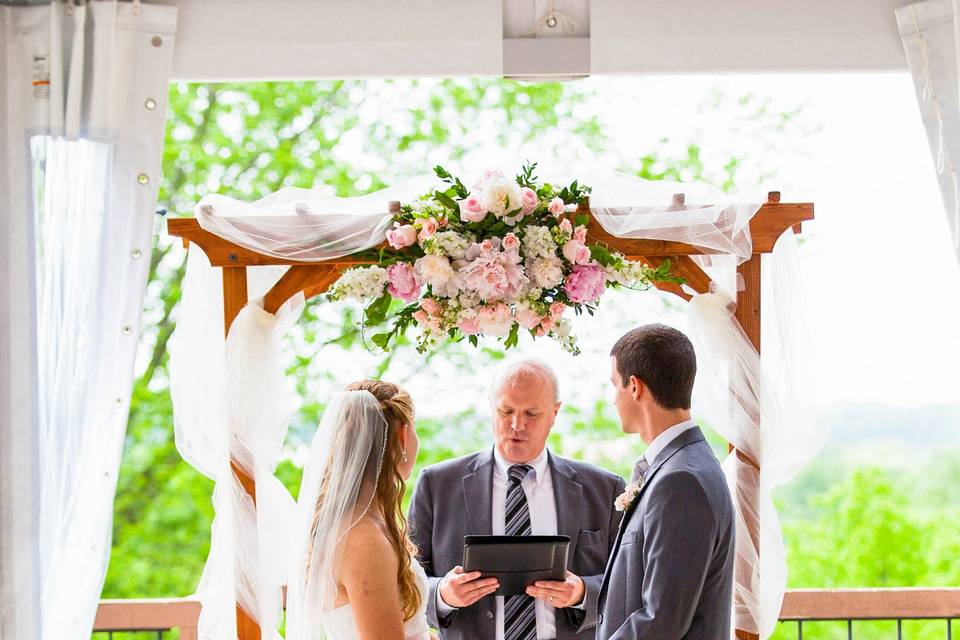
[642,419,698,467]
[438,446,575,639]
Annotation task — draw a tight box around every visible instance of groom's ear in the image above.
[629,376,645,401]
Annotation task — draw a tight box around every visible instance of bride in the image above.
[287,380,434,640]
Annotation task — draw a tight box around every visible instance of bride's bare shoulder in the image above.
[342,517,398,569]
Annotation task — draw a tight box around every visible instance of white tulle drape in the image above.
[687,231,823,638]
[169,248,297,640]
[171,175,819,639]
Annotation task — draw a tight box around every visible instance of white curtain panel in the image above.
[898,0,960,265]
[0,2,177,639]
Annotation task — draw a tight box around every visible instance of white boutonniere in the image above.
[614,481,643,512]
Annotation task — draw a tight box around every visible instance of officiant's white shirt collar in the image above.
[643,419,697,466]
[493,445,550,486]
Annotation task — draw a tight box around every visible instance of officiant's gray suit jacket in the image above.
[597,426,735,640]
[409,449,626,640]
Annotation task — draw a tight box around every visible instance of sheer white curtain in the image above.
[898,0,960,265]
[0,2,177,638]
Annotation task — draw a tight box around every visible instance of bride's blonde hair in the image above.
[338,379,421,621]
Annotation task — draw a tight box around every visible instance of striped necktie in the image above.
[504,464,536,640]
[631,457,650,485]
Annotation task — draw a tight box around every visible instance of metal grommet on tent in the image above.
[122,326,133,335]
[131,249,142,259]
[144,98,157,110]
[137,173,149,185]
[151,35,163,47]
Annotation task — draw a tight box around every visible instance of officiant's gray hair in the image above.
[489,358,560,404]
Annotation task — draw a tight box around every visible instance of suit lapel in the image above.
[549,453,582,555]
[598,427,708,611]
[461,449,494,535]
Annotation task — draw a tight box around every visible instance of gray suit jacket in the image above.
[409,448,626,640]
[597,427,735,640]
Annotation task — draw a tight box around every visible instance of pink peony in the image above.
[562,240,592,265]
[502,233,520,252]
[386,263,420,302]
[574,226,587,243]
[386,224,417,250]
[420,297,443,317]
[564,264,606,303]
[549,302,566,321]
[460,250,529,302]
[418,218,438,242]
[459,194,488,223]
[520,187,539,215]
[548,197,566,217]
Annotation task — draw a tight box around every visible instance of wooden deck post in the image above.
[730,193,775,640]
[221,265,261,640]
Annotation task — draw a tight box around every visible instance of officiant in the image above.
[408,359,626,640]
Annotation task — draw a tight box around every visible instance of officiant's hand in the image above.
[526,571,585,608]
[439,566,500,608]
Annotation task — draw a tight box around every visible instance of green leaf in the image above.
[434,190,460,213]
[364,292,392,325]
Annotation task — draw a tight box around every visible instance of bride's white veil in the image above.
[286,390,389,639]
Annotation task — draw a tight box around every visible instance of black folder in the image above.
[463,535,570,596]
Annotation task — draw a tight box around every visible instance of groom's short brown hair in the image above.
[610,324,696,410]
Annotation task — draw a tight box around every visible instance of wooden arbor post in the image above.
[168,192,812,640]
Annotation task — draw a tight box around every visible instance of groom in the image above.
[409,359,626,640]
[597,324,735,639]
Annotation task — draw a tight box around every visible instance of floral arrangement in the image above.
[328,163,677,354]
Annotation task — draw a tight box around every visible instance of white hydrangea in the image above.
[432,231,471,259]
[522,225,557,259]
[328,266,388,302]
[606,259,651,288]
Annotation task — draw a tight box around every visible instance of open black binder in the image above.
[462,535,570,596]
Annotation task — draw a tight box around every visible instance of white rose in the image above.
[482,180,524,217]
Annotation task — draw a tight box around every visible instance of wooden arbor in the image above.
[168,192,813,640]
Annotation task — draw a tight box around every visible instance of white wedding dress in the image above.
[321,553,431,640]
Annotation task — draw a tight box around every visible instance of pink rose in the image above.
[438,217,448,228]
[520,187,539,215]
[574,226,587,243]
[458,316,481,335]
[412,309,429,326]
[540,316,555,331]
[564,264,606,303]
[559,218,573,235]
[502,233,520,252]
[387,263,420,302]
[548,197,566,217]
[562,240,591,265]
[549,302,566,320]
[420,297,442,317]
[536,326,547,337]
[418,218,438,241]
[481,238,495,254]
[386,224,417,250]
[459,194,488,223]
[516,307,541,330]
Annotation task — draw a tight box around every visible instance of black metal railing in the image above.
[777,588,960,639]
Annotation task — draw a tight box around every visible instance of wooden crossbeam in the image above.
[166,199,813,268]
